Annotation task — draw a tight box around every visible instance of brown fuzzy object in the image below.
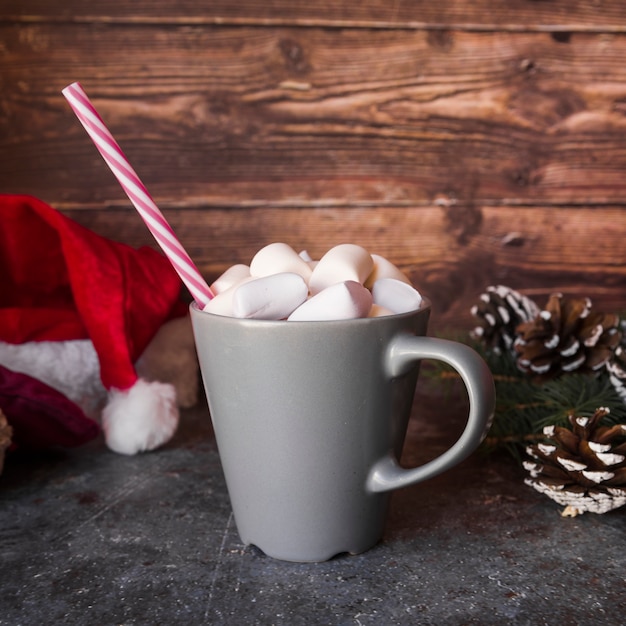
[0,408,12,476]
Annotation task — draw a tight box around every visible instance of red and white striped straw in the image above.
[62,82,213,306]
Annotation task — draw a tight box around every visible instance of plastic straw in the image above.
[62,81,213,306]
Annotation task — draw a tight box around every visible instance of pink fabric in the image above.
[0,364,99,449]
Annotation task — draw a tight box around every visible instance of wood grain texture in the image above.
[66,204,626,331]
[4,24,626,208]
[6,1,626,31]
[1,2,625,329]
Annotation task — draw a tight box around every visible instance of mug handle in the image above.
[366,335,495,493]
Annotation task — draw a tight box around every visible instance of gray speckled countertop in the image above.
[2,385,625,625]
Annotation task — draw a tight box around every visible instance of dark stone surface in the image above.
[2,384,625,625]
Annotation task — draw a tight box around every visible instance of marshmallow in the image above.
[368,304,395,318]
[364,254,412,289]
[210,264,251,295]
[308,244,374,295]
[250,242,313,282]
[205,244,423,321]
[203,276,255,317]
[298,249,318,270]
[232,272,308,320]
[371,278,423,314]
[288,281,373,321]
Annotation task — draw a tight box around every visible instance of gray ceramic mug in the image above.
[190,298,494,562]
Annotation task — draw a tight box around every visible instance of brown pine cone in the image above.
[514,293,622,380]
[606,320,626,401]
[470,285,539,353]
[524,407,626,515]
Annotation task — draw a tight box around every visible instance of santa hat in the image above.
[0,194,188,454]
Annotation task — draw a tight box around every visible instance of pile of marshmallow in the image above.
[203,243,423,321]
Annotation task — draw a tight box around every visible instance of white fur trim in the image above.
[0,339,106,417]
[102,379,179,455]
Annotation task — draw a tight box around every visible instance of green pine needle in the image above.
[426,334,626,460]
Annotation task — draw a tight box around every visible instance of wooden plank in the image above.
[5,0,626,31]
[63,204,626,330]
[4,24,626,209]
[3,6,625,328]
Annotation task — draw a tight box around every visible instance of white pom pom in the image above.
[102,379,179,455]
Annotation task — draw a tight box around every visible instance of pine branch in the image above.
[427,333,626,459]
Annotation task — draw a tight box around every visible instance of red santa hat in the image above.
[0,194,188,454]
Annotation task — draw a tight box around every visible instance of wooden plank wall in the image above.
[2,1,626,331]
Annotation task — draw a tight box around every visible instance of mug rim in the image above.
[189,296,432,326]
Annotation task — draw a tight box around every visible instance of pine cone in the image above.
[470,285,539,353]
[514,293,622,380]
[606,320,626,401]
[0,408,12,476]
[524,407,626,515]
